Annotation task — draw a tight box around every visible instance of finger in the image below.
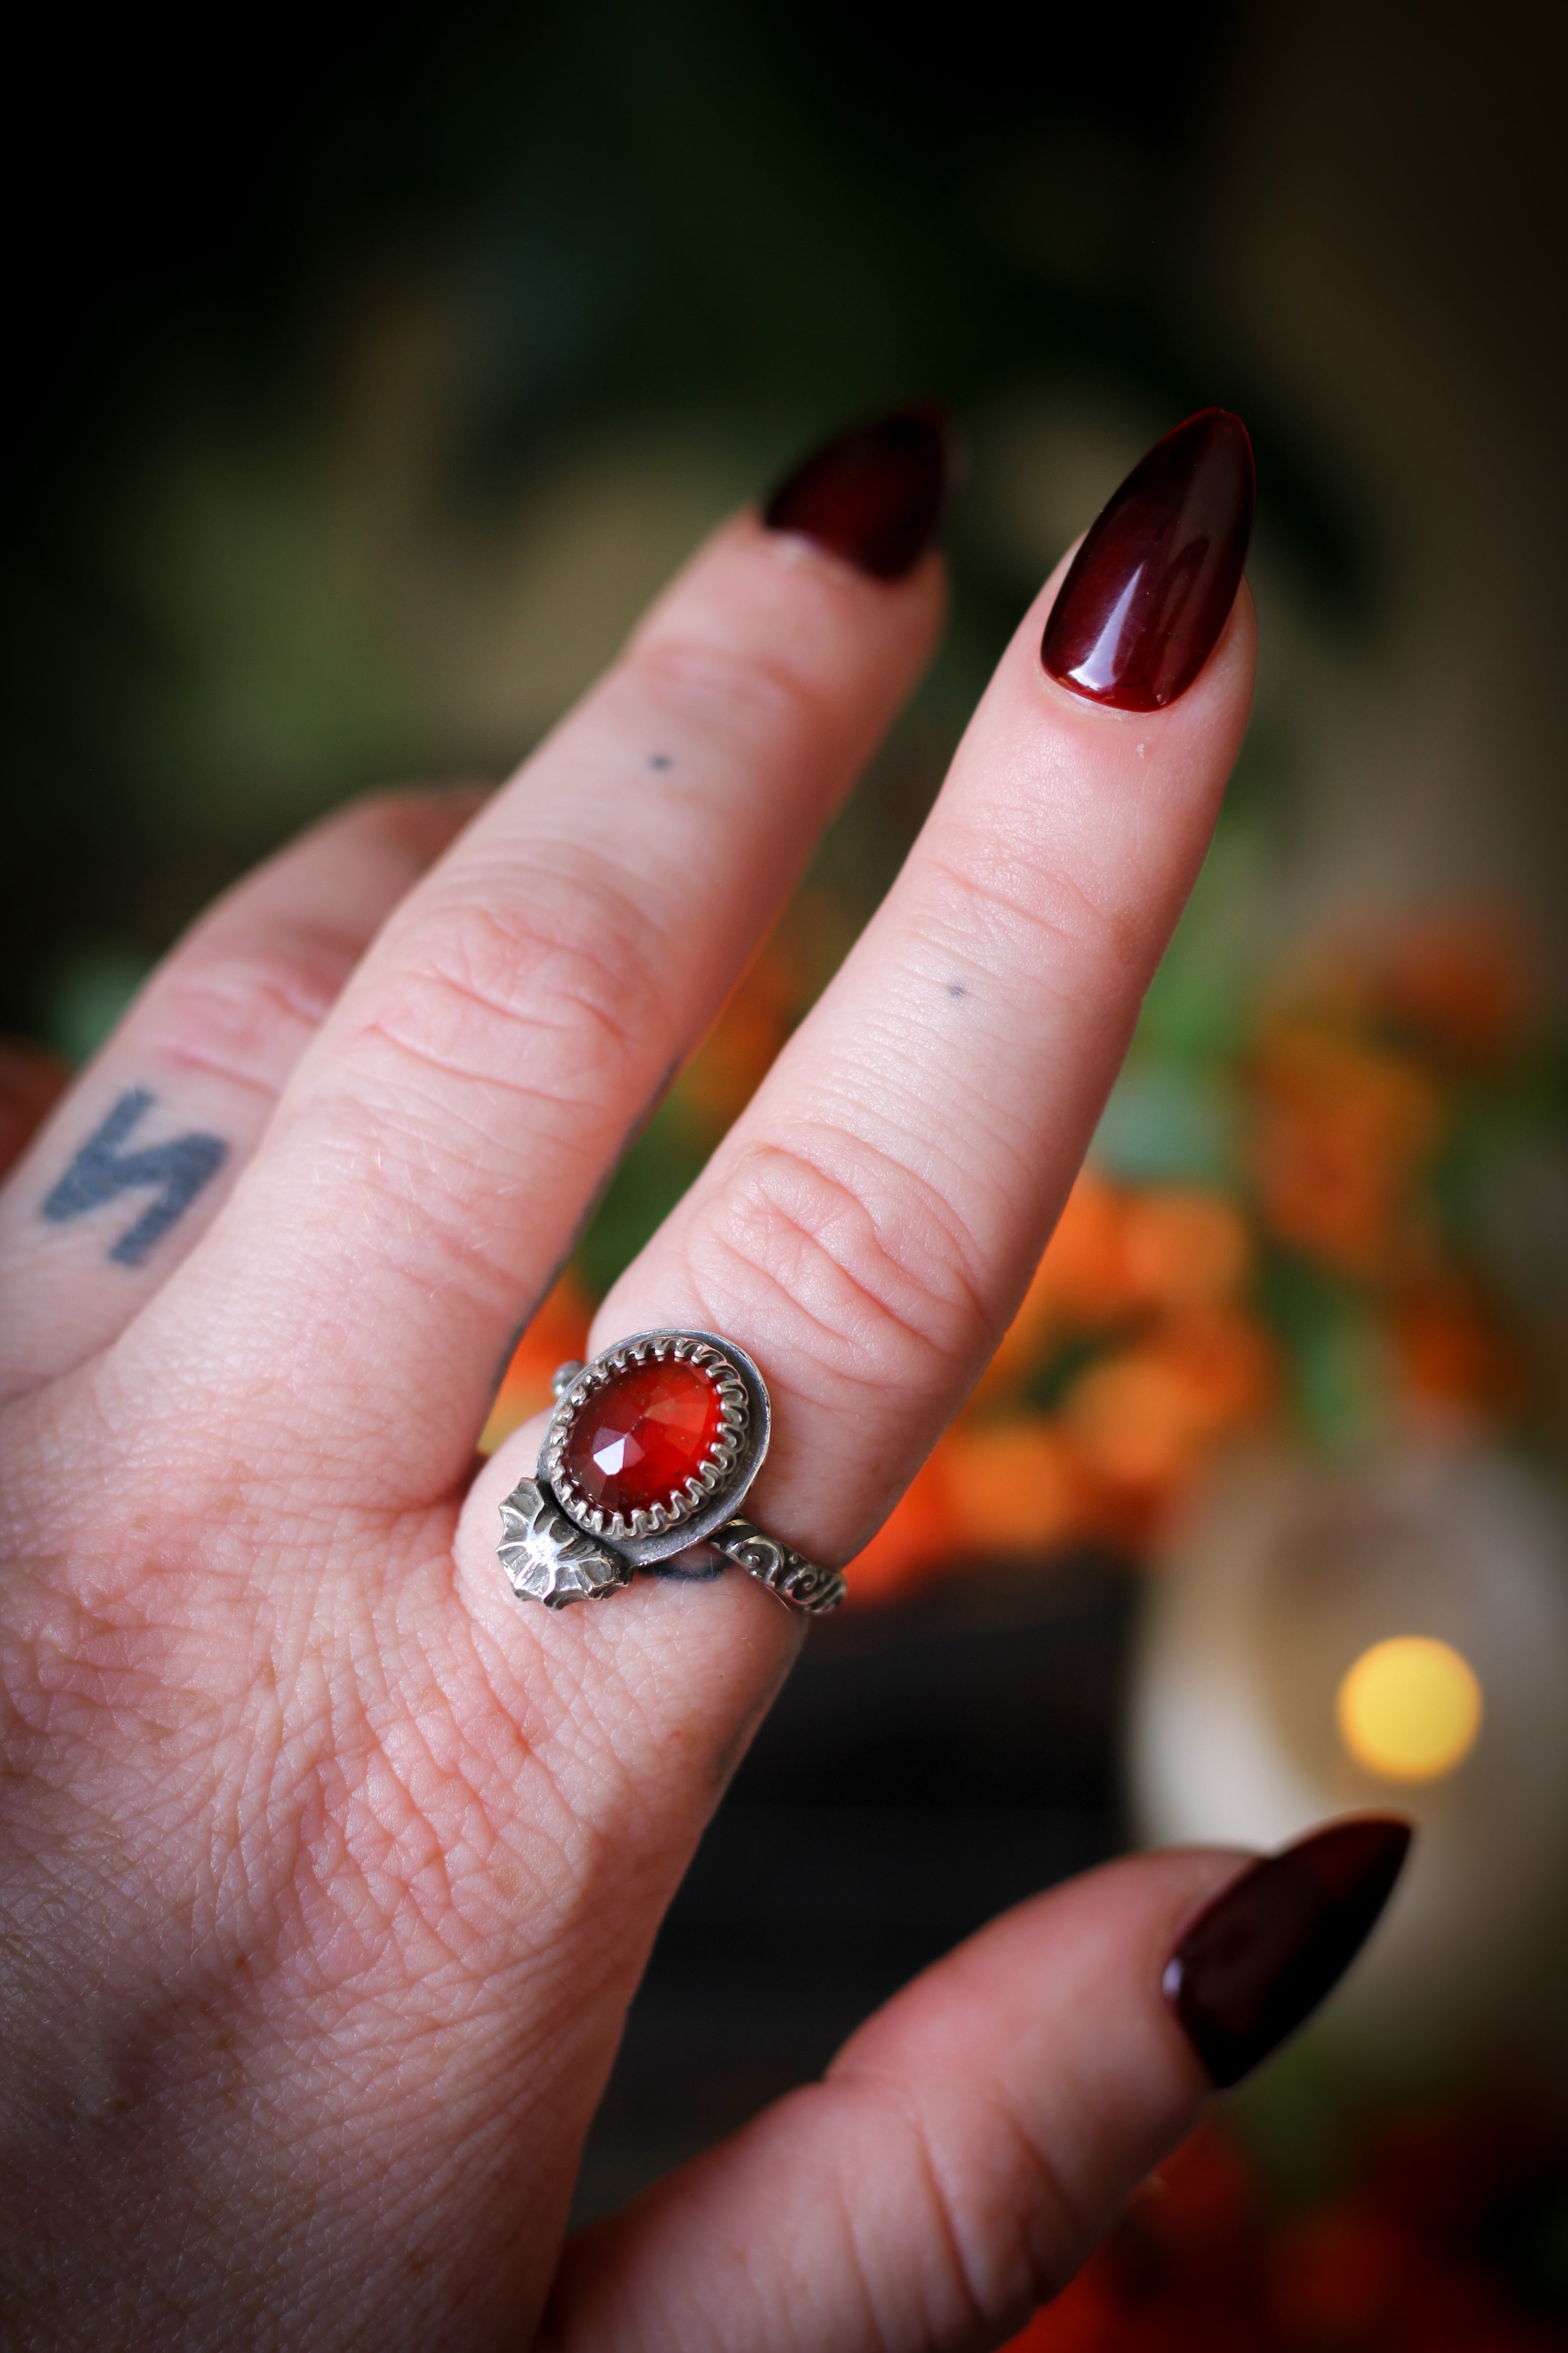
[119,424,949,1492]
[545,1850,1230,2353]
[0,786,483,1398]
[0,1039,68,1179]
[460,416,1252,1819]
[595,418,1256,1568]
[543,1823,1410,2353]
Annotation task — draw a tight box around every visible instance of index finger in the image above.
[588,409,1257,1565]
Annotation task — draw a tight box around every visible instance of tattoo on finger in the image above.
[41,1089,228,1267]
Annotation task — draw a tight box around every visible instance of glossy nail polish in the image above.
[1041,408,1255,710]
[1164,1816,1412,2089]
[764,404,950,581]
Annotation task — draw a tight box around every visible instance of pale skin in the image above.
[0,509,1257,2349]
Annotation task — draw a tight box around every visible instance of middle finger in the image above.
[586,408,1260,1567]
[107,415,950,1498]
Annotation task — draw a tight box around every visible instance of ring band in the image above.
[701,1516,846,1615]
[496,1328,845,1615]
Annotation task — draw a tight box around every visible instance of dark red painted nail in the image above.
[1164,1816,1412,2089]
[1041,408,1255,710]
[763,404,950,581]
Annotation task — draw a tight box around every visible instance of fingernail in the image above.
[763,403,951,581]
[1041,406,1255,710]
[1163,1816,1412,2089]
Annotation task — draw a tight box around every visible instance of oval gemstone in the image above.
[563,1357,727,1521]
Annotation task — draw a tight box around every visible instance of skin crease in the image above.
[0,507,1264,2353]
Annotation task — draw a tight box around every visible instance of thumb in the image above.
[542,1819,1410,2353]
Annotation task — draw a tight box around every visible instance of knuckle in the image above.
[622,628,834,762]
[682,1133,985,1396]
[843,2077,1041,2345]
[148,936,359,1098]
[346,780,485,842]
[842,2070,1090,2340]
[895,2132,1006,2341]
[924,828,1148,987]
[926,850,1072,962]
[361,886,666,1103]
[322,782,488,877]
[981,2097,1097,2309]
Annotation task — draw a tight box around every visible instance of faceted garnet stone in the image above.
[563,1358,726,1521]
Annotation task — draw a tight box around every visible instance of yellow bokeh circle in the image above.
[1336,1635,1483,1783]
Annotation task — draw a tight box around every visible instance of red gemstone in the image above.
[563,1357,726,1520]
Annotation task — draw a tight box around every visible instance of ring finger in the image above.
[0,785,484,1399]
[590,406,1259,1569]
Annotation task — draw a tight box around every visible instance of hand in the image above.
[0,408,1406,2350]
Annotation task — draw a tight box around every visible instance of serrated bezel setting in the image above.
[540,1329,770,1565]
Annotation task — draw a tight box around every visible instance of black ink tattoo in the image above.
[42,1089,228,1268]
[648,752,672,770]
[946,981,966,998]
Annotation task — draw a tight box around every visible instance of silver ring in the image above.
[496,1328,846,1616]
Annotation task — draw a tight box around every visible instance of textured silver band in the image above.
[705,1516,846,1616]
[495,1328,845,1616]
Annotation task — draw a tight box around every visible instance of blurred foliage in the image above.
[3,0,1369,1049]
[484,895,1568,1603]
[859,899,1568,1593]
[1003,2106,1568,2349]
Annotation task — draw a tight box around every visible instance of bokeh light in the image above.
[1336,1634,1484,1783]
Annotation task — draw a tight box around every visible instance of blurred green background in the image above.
[9,0,1567,1179]
[2,0,1403,1058]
